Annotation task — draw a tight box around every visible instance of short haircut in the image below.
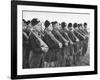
[80,23,82,27]
[68,23,72,28]
[31,18,40,26]
[26,20,31,25]
[73,23,77,28]
[44,20,50,28]
[84,22,87,26]
[51,21,58,26]
[23,19,26,23]
[77,24,80,28]
[77,23,82,28]
[61,22,66,29]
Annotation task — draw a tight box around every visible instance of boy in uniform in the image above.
[28,18,48,68]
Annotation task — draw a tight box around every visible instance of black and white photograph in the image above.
[22,11,90,68]
[11,1,97,79]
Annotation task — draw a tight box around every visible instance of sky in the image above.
[23,11,90,30]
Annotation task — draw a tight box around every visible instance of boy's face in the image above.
[22,21,27,30]
[54,23,60,30]
[48,24,53,31]
[84,24,87,29]
[33,22,42,32]
[78,26,82,29]
[68,27,72,30]
[75,27,78,30]
[58,24,61,30]
[64,24,69,30]
[64,26,68,30]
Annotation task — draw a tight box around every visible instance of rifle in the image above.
[29,29,49,52]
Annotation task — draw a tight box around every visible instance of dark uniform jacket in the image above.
[79,29,86,35]
[84,29,88,34]
[66,30,76,43]
[29,32,43,54]
[52,29,67,46]
[64,30,78,55]
[43,30,59,49]
[23,29,29,46]
[52,29,68,66]
[59,29,71,59]
[23,29,30,68]
[42,30,60,62]
[28,31,47,68]
[77,29,87,38]
[59,29,69,43]
[73,30,84,41]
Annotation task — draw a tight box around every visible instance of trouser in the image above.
[73,41,83,65]
[68,44,74,66]
[56,48,65,67]
[63,46,70,66]
[68,42,82,65]
[44,48,64,67]
[73,43,78,65]
[29,50,43,68]
[43,49,58,67]
[23,45,30,68]
[82,38,88,56]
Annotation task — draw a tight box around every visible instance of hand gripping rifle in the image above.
[29,29,49,53]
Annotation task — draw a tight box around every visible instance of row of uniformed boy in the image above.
[22,18,89,68]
